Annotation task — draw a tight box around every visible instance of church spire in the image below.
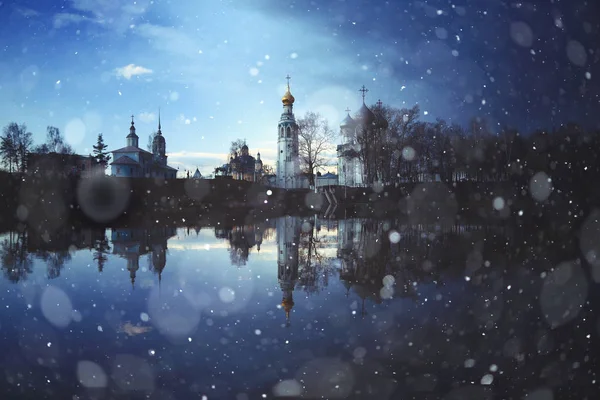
[157,108,162,135]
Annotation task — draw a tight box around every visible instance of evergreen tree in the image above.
[92,133,110,166]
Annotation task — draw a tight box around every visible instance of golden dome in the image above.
[282,89,295,105]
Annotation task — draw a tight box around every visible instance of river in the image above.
[0,216,597,399]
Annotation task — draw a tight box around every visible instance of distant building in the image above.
[110,114,177,179]
[26,152,95,178]
[316,172,338,187]
[216,144,264,182]
[192,168,202,179]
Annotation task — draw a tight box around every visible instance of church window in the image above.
[286,126,291,137]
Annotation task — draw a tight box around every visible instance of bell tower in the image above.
[276,75,300,189]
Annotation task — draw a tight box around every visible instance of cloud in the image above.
[54,0,149,31]
[168,151,229,160]
[137,112,156,123]
[135,24,199,58]
[53,13,91,29]
[14,6,40,17]
[114,64,153,79]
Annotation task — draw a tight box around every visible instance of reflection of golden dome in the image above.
[282,89,295,105]
[282,298,294,318]
[281,298,294,311]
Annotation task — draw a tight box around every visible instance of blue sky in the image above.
[0,0,597,176]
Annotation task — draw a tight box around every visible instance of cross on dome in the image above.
[282,74,295,105]
[359,85,369,103]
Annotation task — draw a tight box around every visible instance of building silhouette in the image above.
[111,227,177,287]
[111,114,177,179]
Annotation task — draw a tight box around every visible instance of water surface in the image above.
[0,216,597,399]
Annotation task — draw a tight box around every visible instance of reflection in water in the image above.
[111,227,177,287]
[0,232,33,282]
[0,217,597,398]
[118,321,153,337]
[277,216,300,326]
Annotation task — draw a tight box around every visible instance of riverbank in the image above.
[0,172,597,237]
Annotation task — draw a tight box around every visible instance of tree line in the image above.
[225,103,599,196]
[0,122,111,173]
[355,103,600,191]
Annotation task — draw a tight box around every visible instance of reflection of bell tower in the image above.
[277,216,300,326]
[127,257,139,288]
[151,243,166,283]
[255,223,264,252]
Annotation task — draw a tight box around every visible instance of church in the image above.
[111,114,177,179]
[336,86,388,187]
[229,144,263,182]
[272,78,388,189]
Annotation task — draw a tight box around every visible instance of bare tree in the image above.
[229,138,247,158]
[262,164,275,175]
[33,126,74,155]
[0,122,33,172]
[297,112,336,187]
[147,131,158,152]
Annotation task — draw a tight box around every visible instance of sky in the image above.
[0,0,598,176]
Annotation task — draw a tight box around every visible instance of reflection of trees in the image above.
[0,232,33,282]
[217,224,266,267]
[93,234,111,272]
[34,249,71,279]
[338,220,393,313]
[298,219,336,294]
[1,230,74,281]
[228,226,253,267]
[336,219,513,314]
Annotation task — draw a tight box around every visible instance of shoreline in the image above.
[0,172,597,234]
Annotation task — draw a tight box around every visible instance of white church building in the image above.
[337,86,388,187]
[111,114,177,179]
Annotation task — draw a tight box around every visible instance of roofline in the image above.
[112,147,153,154]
